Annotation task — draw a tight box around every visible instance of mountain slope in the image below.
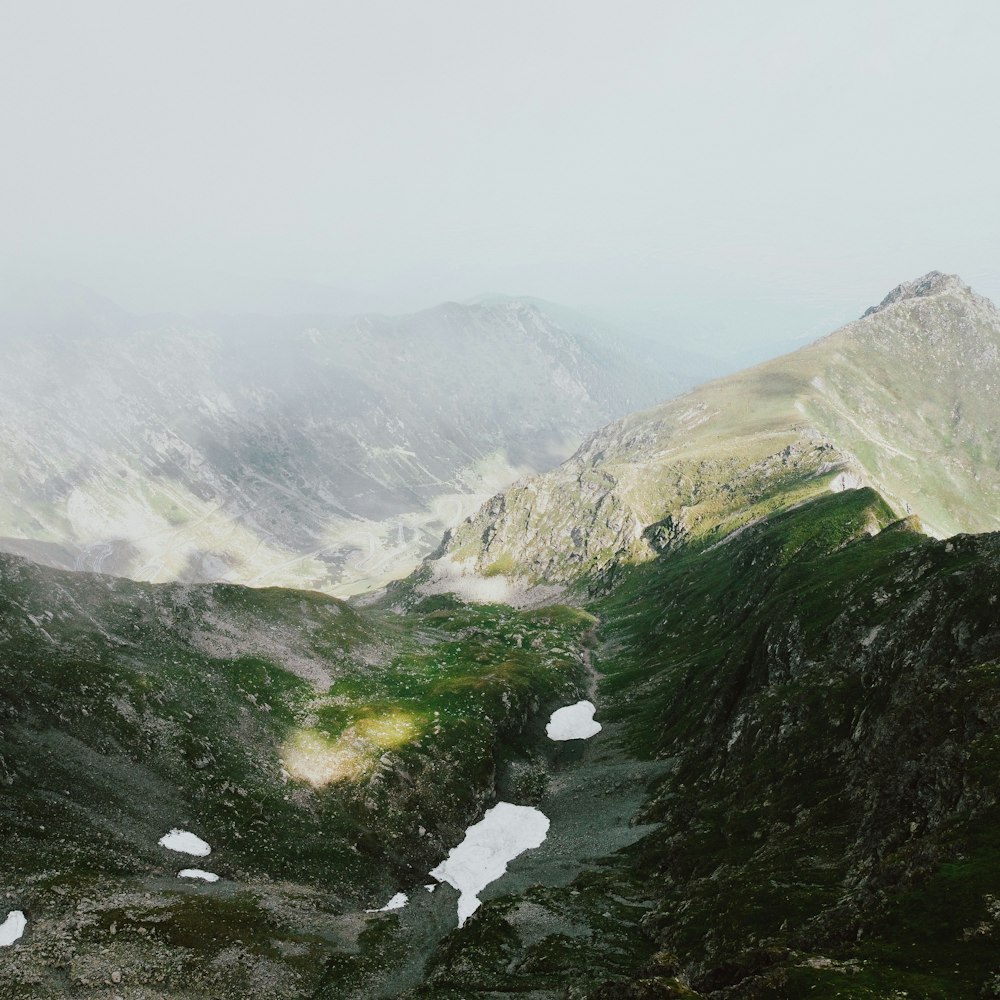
[0,553,594,998]
[0,289,707,596]
[3,272,1000,999]
[407,490,1000,999]
[432,272,1000,592]
[4,488,999,999]
[605,496,1000,998]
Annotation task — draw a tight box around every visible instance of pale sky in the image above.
[2,0,998,353]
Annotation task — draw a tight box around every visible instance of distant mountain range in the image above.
[0,283,713,595]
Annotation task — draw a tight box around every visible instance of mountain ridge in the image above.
[425,271,1000,596]
[860,269,968,317]
[1,272,1000,997]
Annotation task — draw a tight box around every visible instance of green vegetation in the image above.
[570,491,1000,998]
[482,552,517,577]
[0,558,590,997]
[4,486,998,998]
[3,278,1000,997]
[411,488,1000,998]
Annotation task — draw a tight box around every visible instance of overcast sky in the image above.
[2,0,998,353]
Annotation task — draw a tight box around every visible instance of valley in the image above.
[0,273,998,998]
[0,285,709,598]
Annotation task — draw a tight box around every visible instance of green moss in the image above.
[482,552,517,577]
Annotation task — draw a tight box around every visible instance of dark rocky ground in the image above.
[2,488,999,998]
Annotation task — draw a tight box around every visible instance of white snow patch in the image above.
[158,829,211,856]
[0,911,26,946]
[429,802,549,927]
[366,892,408,913]
[424,884,436,893]
[178,869,219,882]
[546,700,601,741]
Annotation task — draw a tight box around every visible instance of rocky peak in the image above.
[862,270,967,317]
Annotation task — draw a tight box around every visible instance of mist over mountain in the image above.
[0,283,712,596]
[5,1,1000,994]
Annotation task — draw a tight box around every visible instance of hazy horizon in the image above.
[3,0,999,355]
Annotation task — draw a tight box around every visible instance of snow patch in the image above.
[0,911,26,946]
[429,802,549,927]
[178,869,219,882]
[158,829,211,856]
[366,892,408,913]
[546,701,602,741]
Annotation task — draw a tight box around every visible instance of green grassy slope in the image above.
[438,272,1000,588]
[593,490,1000,997]
[0,556,592,997]
[406,490,1000,998]
[1,484,998,998]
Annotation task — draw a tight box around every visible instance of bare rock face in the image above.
[861,269,966,316]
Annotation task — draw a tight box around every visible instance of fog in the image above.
[2,0,999,354]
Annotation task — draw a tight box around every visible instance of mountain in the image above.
[408,489,1000,998]
[2,272,1000,999]
[429,271,1000,594]
[390,273,1000,997]
[0,551,595,998]
[466,293,722,386]
[0,287,710,597]
[3,491,999,998]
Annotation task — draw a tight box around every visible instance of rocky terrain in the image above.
[403,489,1000,998]
[433,272,1000,591]
[0,282,707,597]
[0,552,594,998]
[1,272,999,998]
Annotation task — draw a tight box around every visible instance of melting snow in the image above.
[158,829,211,856]
[429,802,549,927]
[546,700,602,741]
[0,911,26,946]
[178,869,219,882]
[366,892,408,913]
